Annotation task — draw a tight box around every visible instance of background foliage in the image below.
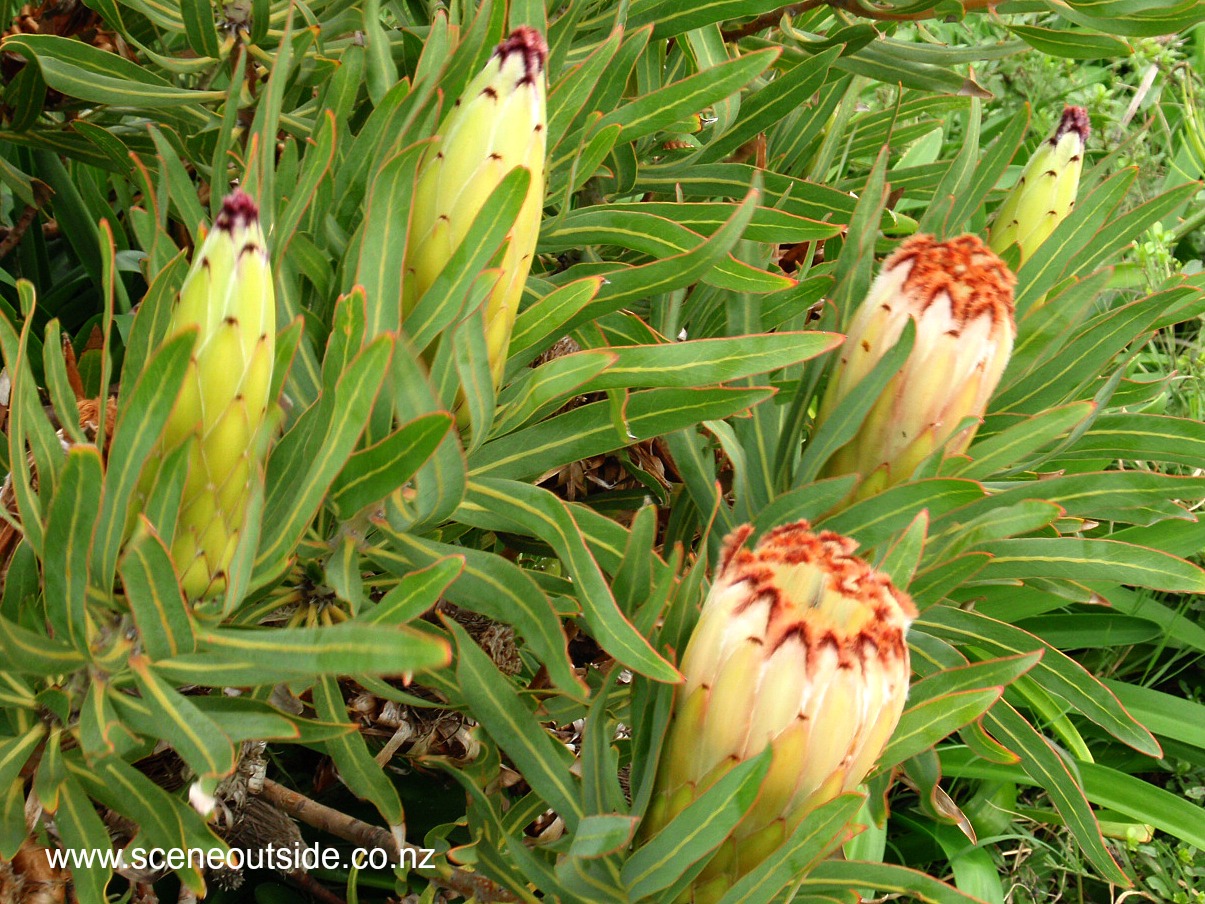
[2,0,1205,902]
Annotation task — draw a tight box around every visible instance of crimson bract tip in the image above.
[1054,105,1090,144]
[496,27,547,80]
[216,189,260,231]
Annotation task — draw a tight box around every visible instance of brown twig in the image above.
[720,0,1000,39]
[720,0,828,40]
[834,0,1001,21]
[258,778,522,903]
[0,204,39,261]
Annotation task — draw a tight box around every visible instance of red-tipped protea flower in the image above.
[642,522,915,903]
[989,105,1090,266]
[157,190,275,599]
[816,234,1016,499]
[403,27,547,389]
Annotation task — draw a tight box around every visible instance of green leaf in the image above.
[406,166,532,353]
[540,209,791,294]
[461,479,680,683]
[44,445,103,650]
[968,703,1129,884]
[3,35,222,114]
[628,0,778,37]
[95,328,196,592]
[69,755,216,891]
[600,51,778,144]
[583,333,841,392]
[127,657,235,779]
[54,773,113,904]
[119,518,196,661]
[802,860,986,904]
[185,621,451,681]
[882,688,1005,768]
[1101,679,1205,750]
[358,557,464,627]
[919,607,1161,756]
[1008,24,1131,58]
[180,0,221,58]
[507,277,604,371]
[0,613,88,674]
[716,794,863,904]
[545,185,762,335]
[372,530,582,697]
[817,479,985,550]
[1054,412,1205,469]
[621,748,772,899]
[353,143,426,339]
[795,319,915,486]
[313,675,404,825]
[471,387,771,481]
[976,537,1205,593]
[450,619,584,831]
[569,815,639,859]
[329,412,453,518]
[0,727,46,802]
[256,335,394,582]
[493,349,616,437]
[949,402,1093,479]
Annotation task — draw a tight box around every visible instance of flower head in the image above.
[644,522,915,902]
[816,234,1016,498]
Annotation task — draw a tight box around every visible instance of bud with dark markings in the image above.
[404,27,548,389]
[815,234,1016,500]
[642,522,915,903]
[989,105,1090,266]
[159,190,275,599]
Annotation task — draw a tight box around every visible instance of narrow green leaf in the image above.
[185,621,451,680]
[359,557,464,627]
[95,328,196,591]
[44,445,103,649]
[621,749,772,899]
[451,619,584,831]
[313,674,404,825]
[471,387,771,481]
[920,607,1161,756]
[329,412,453,518]
[882,688,1005,768]
[128,657,235,779]
[119,518,196,660]
[583,333,841,392]
[716,794,863,904]
[977,537,1205,593]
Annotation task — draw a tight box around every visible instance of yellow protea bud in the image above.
[988,105,1090,266]
[816,234,1015,499]
[403,27,547,389]
[160,190,275,599]
[643,522,915,904]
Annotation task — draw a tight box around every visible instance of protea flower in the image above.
[158,190,275,599]
[403,27,547,389]
[815,234,1016,499]
[642,522,915,903]
[989,105,1090,266]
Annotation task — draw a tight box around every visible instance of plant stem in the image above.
[258,778,523,903]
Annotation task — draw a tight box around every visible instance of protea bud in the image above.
[403,27,547,389]
[159,190,275,599]
[988,106,1090,265]
[816,234,1015,499]
[643,522,915,903]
